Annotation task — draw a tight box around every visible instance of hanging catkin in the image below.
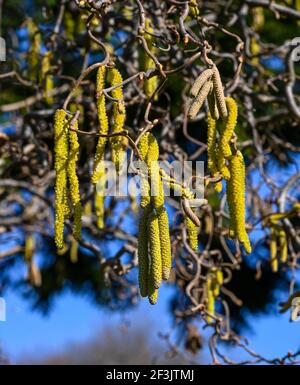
[27,18,41,81]
[278,228,287,263]
[92,66,109,184]
[188,80,212,119]
[147,134,164,210]
[212,65,228,119]
[54,109,69,249]
[109,68,127,174]
[207,113,223,192]
[157,207,172,280]
[142,18,158,99]
[138,133,151,208]
[207,83,219,120]
[226,151,252,253]
[219,97,238,159]
[190,68,213,98]
[67,118,82,240]
[270,227,278,272]
[138,206,151,297]
[148,211,162,290]
[41,51,53,105]
[206,275,215,324]
[185,216,199,251]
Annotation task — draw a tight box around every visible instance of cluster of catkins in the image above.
[53,109,82,249]
[137,133,172,305]
[189,66,251,254]
[91,65,127,229]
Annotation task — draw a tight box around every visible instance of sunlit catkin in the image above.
[24,235,35,263]
[212,65,228,119]
[226,151,251,253]
[207,112,218,176]
[147,134,164,210]
[188,80,212,119]
[190,68,213,98]
[148,211,162,290]
[142,19,158,100]
[138,206,151,297]
[157,207,172,280]
[206,275,215,324]
[109,68,127,174]
[67,118,82,240]
[270,227,278,272]
[138,133,151,208]
[278,228,288,263]
[95,169,106,229]
[219,97,238,158]
[185,216,198,251]
[54,109,69,249]
[92,66,109,184]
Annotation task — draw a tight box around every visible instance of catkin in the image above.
[41,52,53,105]
[185,216,198,251]
[188,80,212,119]
[190,68,213,98]
[157,207,172,280]
[147,134,164,209]
[110,68,127,174]
[206,275,215,324]
[148,211,162,290]
[226,151,251,253]
[24,235,35,263]
[138,133,151,208]
[138,206,151,297]
[278,228,287,263]
[142,19,158,100]
[67,118,82,240]
[92,66,109,184]
[219,97,238,159]
[207,83,219,120]
[212,65,228,119]
[54,109,69,249]
[27,18,41,81]
[70,239,78,263]
[270,227,278,272]
[207,112,218,176]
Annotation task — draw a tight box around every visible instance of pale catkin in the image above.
[138,206,151,297]
[157,207,172,280]
[219,97,238,159]
[110,68,127,174]
[67,118,82,240]
[188,80,212,119]
[226,151,252,253]
[148,211,162,290]
[270,227,278,272]
[54,109,69,249]
[212,65,228,119]
[190,68,214,98]
[92,66,109,184]
[207,83,219,120]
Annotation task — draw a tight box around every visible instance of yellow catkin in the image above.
[185,216,198,251]
[109,68,127,174]
[138,133,151,208]
[188,80,212,119]
[70,239,78,263]
[216,269,223,286]
[148,211,162,290]
[189,0,200,17]
[226,151,251,253]
[27,18,41,81]
[147,134,164,209]
[190,68,213,98]
[94,169,106,229]
[24,235,35,263]
[206,276,215,324]
[157,207,172,280]
[138,206,151,297]
[54,109,69,249]
[148,287,158,305]
[92,66,109,184]
[67,118,82,241]
[252,7,264,31]
[41,51,53,105]
[219,97,238,159]
[270,227,278,272]
[212,65,228,119]
[278,228,288,263]
[143,19,158,100]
